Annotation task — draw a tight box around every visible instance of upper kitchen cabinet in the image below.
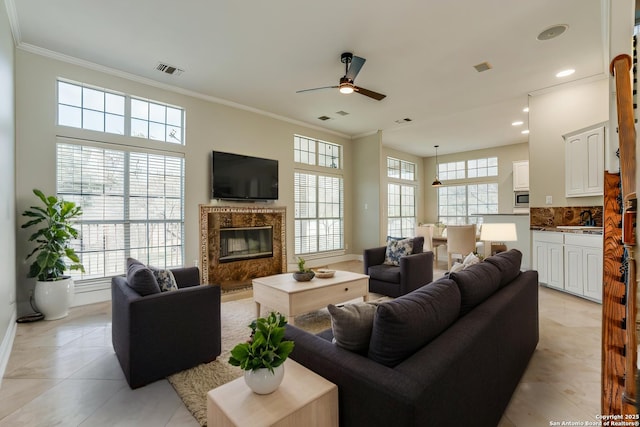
[512,160,529,191]
[564,125,604,197]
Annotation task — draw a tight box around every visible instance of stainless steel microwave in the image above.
[514,191,529,208]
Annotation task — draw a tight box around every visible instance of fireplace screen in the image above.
[219,226,273,263]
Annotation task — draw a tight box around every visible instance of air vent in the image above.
[335,110,349,116]
[156,63,184,76]
[317,115,331,121]
[473,62,492,73]
[394,118,413,124]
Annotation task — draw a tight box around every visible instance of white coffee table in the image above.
[252,270,369,325]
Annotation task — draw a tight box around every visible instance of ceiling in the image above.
[7,0,607,157]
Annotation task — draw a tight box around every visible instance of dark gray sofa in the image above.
[285,249,538,427]
[111,266,221,388]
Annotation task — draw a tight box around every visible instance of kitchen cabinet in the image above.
[512,160,529,191]
[532,231,602,303]
[563,234,603,302]
[564,126,604,197]
[532,231,564,290]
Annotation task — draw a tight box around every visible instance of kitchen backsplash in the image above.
[530,206,603,228]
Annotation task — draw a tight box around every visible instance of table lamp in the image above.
[479,223,518,256]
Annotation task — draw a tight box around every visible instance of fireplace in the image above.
[199,205,286,290]
[219,226,273,263]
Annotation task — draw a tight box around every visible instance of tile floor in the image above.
[0,259,601,426]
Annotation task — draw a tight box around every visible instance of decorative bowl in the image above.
[315,269,335,278]
[293,271,315,282]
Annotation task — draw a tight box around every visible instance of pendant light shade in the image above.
[432,145,443,187]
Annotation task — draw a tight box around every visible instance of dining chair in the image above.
[415,224,434,252]
[446,224,477,270]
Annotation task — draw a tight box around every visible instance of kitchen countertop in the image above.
[530,226,603,235]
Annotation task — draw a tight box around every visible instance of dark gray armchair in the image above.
[111,266,221,388]
[363,236,434,297]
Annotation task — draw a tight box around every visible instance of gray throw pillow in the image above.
[484,249,522,287]
[126,258,161,296]
[328,302,378,353]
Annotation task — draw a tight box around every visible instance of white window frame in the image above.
[56,139,185,287]
[293,135,344,256]
[57,79,186,145]
[437,183,498,225]
[386,157,416,237]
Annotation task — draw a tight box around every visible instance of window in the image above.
[438,183,498,225]
[387,157,415,181]
[57,80,185,144]
[57,141,185,283]
[467,157,498,178]
[437,156,498,180]
[438,161,465,180]
[387,157,416,237]
[294,135,344,255]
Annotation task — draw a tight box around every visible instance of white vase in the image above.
[34,277,74,320]
[244,364,285,394]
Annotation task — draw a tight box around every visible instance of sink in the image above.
[556,226,602,230]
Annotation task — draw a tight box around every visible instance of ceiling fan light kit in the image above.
[296,52,386,100]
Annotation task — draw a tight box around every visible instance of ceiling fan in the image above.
[296,52,386,101]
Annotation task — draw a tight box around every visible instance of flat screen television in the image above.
[211,151,279,200]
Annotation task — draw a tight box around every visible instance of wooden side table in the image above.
[207,359,338,427]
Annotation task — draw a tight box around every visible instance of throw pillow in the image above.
[484,249,522,287]
[462,252,480,267]
[368,279,461,367]
[150,266,178,292]
[126,258,161,296]
[328,302,379,353]
[384,238,413,266]
[449,262,501,316]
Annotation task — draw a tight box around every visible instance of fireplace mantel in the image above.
[199,205,286,290]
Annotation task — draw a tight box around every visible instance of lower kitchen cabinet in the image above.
[532,231,602,303]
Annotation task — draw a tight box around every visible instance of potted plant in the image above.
[229,312,295,394]
[21,189,84,320]
[292,256,315,282]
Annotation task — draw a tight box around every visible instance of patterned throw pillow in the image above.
[384,238,413,266]
[149,266,178,292]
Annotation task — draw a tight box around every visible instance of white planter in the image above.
[34,277,74,320]
[244,364,285,394]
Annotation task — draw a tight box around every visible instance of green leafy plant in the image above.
[297,256,311,272]
[229,312,295,373]
[21,189,85,281]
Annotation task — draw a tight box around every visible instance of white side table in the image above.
[207,359,338,427]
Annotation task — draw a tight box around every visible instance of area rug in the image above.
[167,297,332,426]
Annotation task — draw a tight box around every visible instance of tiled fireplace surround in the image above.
[199,205,286,290]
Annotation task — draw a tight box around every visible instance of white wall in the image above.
[14,49,354,312]
[0,0,17,381]
[528,78,609,208]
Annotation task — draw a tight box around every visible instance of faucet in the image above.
[580,210,595,226]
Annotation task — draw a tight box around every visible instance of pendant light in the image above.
[431,145,443,187]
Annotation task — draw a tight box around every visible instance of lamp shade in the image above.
[479,223,518,242]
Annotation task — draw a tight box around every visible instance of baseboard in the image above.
[0,308,17,388]
[71,286,111,307]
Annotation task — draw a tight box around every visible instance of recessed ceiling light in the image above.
[537,24,569,41]
[521,129,530,135]
[523,107,529,113]
[512,121,524,126]
[556,69,575,78]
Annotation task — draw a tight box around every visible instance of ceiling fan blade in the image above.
[346,56,366,81]
[353,86,386,101]
[296,85,339,93]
